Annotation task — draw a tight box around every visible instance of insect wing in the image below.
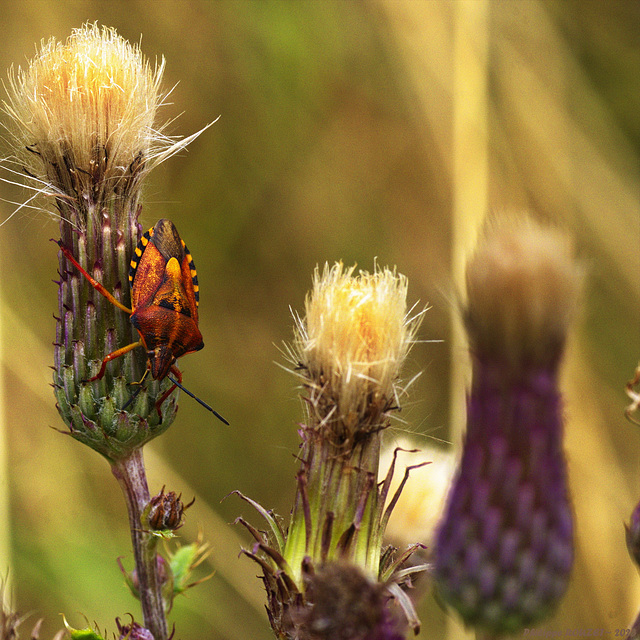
[130,234,167,311]
[150,219,184,263]
[130,219,185,312]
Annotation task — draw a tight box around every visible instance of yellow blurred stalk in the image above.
[450,0,489,451]
[374,0,489,447]
[450,6,490,639]
[378,1,489,637]
[0,279,10,605]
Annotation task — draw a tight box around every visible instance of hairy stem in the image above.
[112,449,168,640]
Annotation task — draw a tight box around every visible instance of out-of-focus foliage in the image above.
[0,2,637,639]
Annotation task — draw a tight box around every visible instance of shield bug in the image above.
[57,218,228,423]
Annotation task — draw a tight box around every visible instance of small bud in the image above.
[126,555,171,598]
[116,618,155,640]
[145,486,194,532]
[168,537,212,596]
[62,616,107,640]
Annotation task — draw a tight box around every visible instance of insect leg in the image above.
[154,366,181,418]
[56,240,132,314]
[86,340,144,382]
[121,369,150,412]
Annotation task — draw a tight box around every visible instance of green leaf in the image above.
[70,631,106,640]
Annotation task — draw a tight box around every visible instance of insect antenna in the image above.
[167,375,229,425]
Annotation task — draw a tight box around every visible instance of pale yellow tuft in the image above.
[4,24,165,192]
[294,262,422,437]
[465,217,583,367]
[3,23,213,225]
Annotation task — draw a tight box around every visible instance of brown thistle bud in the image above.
[145,487,194,532]
[290,562,405,640]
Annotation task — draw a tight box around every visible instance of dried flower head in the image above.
[293,262,421,444]
[290,562,405,640]
[145,486,194,533]
[465,217,583,368]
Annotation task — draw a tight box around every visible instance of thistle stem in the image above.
[111,449,168,640]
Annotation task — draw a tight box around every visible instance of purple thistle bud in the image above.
[116,618,156,640]
[435,219,583,635]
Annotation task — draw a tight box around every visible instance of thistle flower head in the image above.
[465,218,583,369]
[294,262,420,443]
[238,263,426,639]
[4,23,166,220]
[435,218,581,635]
[1,25,213,458]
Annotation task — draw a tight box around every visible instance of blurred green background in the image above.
[0,1,638,638]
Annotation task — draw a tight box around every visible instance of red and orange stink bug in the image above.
[57,218,228,423]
